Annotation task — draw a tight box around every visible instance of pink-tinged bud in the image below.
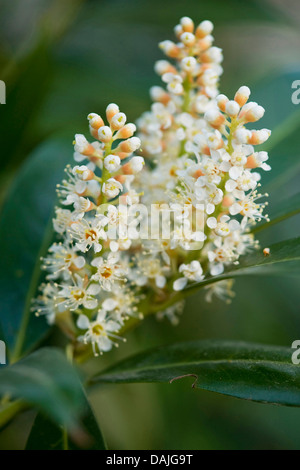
[174,24,183,39]
[98,126,113,143]
[248,129,271,145]
[222,195,234,207]
[234,86,251,106]
[110,112,127,131]
[246,154,258,169]
[204,108,225,129]
[117,137,141,154]
[198,35,213,52]
[154,60,177,75]
[240,102,265,122]
[74,134,95,156]
[195,20,214,38]
[263,248,270,257]
[88,113,104,129]
[180,16,194,33]
[216,94,229,112]
[114,123,136,140]
[150,86,171,104]
[88,113,105,139]
[180,32,196,47]
[159,40,180,58]
[225,100,240,117]
[122,156,145,175]
[202,47,223,64]
[106,103,119,123]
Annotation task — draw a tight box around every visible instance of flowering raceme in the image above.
[34,17,271,357]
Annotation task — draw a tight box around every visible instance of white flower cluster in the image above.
[35,104,145,356]
[34,17,271,358]
[135,16,271,300]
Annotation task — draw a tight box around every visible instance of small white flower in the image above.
[104,154,121,172]
[207,215,240,237]
[77,310,121,356]
[91,253,125,291]
[69,217,106,253]
[56,274,100,311]
[173,261,203,291]
[102,178,123,198]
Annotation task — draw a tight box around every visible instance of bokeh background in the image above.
[0,0,300,450]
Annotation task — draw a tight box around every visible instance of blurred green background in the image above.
[0,0,300,450]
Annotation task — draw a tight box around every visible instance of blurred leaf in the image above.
[26,393,107,450]
[251,192,300,234]
[0,40,54,172]
[251,67,300,192]
[183,237,300,295]
[0,138,72,361]
[0,348,84,433]
[90,340,300,406]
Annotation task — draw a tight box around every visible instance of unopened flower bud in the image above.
[117,137,141,154]
[180,32,196,47]
[234,86,251,107]
[225,100,240,117]
[195,20,214,38]
[106,103,120,123]
[74,134,95,156]
[174,24,183,39]
[114,123,136,140]
[202,47,223,64]
[180,16,194,33]
[154,60,176,75]
[98,126,113,143]
[111,112,127,131]
[126,156,145,174]
[216,94,229,112]
[204,108,225,128]
[159,40,180,58]
[248,129,271,145]
[150,86,170,104]
[88,113,105,139]
[240,102,265,122]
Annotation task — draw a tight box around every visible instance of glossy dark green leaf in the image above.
[251,67,300,192]
[26,393,107,450]
[0,138,72,361]
[183,237,300,295]
[90,340,300,406]
[0,348,83,429]
[251,192,300,234]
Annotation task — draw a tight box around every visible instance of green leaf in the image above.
[0,138,72,361]
[26,394,107,450]
[251,192,300,234]
[250,67,300,192]
[183,237,300,295]
[0,347,84,434]
[89,340,300,406]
